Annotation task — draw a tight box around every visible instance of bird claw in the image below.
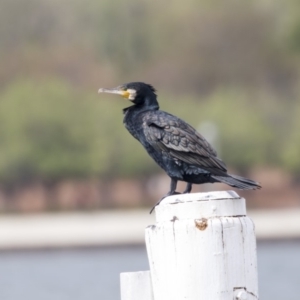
[174,198,184,203]
[149,191,181,214]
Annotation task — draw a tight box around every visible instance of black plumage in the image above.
[99,82,261,211]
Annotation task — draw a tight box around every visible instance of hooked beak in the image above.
[98,87,130,98]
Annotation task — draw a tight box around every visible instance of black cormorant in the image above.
[99,82,261,212]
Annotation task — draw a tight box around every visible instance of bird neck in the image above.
[136,95,160,111]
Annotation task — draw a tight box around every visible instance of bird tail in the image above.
[211,174,261,190]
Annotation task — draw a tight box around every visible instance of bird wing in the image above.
[143,112,227,172]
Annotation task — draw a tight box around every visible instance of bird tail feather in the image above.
[212,174,261,190]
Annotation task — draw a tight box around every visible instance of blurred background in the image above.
[0,0,300,299]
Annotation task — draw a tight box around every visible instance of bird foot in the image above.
[149,191,181,214]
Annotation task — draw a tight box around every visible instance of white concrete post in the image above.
[121,191,259,300]
[146,191,258,300]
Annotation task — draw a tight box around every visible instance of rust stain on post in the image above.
[195,218,208,230]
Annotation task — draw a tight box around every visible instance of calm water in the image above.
[0,241,299,300]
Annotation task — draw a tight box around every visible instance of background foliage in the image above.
[0,0,300,185]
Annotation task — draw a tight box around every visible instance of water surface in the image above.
[0,241,299,300]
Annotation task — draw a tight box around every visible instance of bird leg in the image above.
[149,178,179,214]
[182,182,192,194]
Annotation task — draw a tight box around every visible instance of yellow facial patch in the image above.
[121,90,130,99]
[120,88,136,100]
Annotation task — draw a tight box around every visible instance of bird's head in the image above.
[98,82,158,108]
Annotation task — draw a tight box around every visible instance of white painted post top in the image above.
[146,190,258,300]
[154,190,246,222]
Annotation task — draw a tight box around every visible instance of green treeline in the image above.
[0,0,300,183]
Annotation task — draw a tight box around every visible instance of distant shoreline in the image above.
[0,209,299,250]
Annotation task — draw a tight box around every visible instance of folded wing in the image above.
[143,112,227,174]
